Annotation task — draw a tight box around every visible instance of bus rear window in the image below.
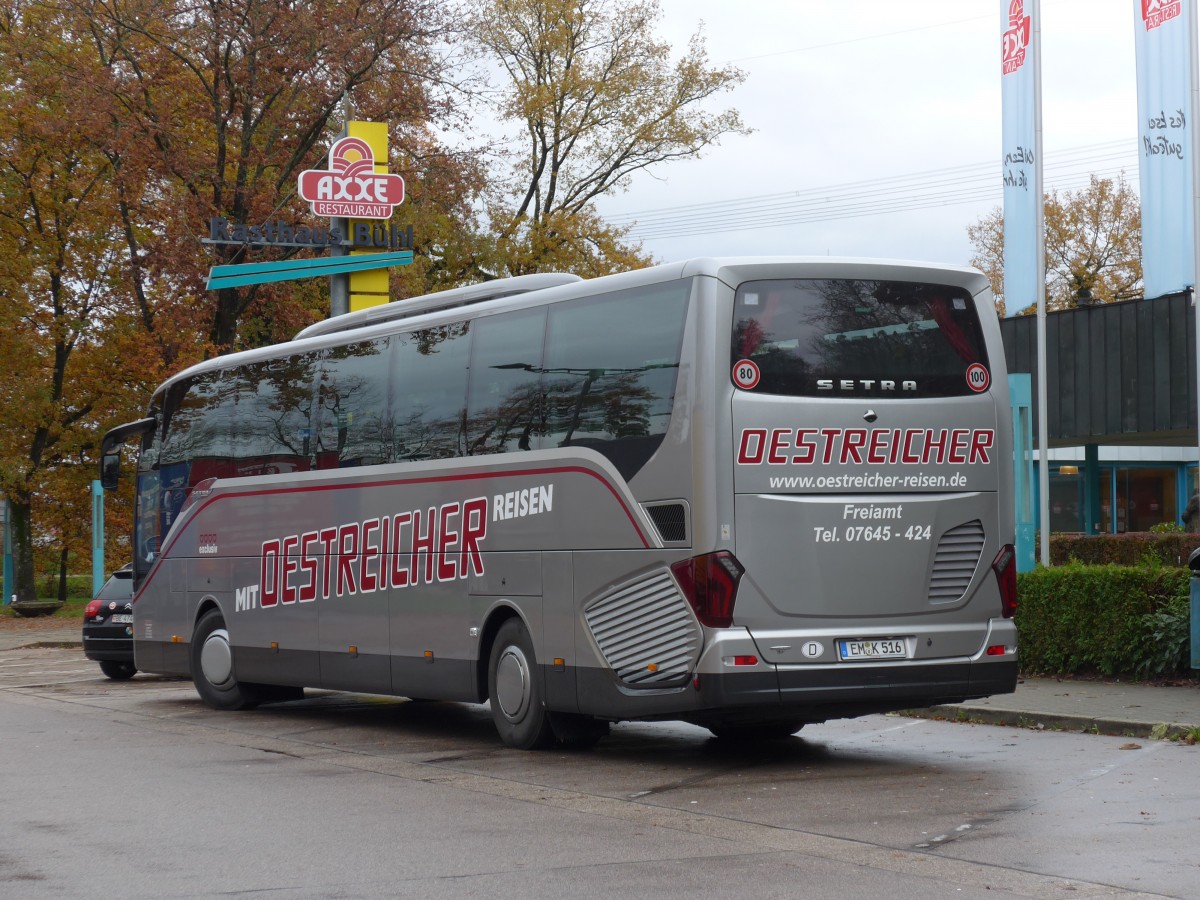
[732,278,989,398]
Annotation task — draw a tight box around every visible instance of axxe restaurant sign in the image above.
[298,136,405,218]
[205,122,413,307]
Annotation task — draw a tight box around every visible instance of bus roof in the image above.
[291,273,582,341]
[151,257,989,402]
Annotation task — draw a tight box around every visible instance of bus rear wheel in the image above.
[191,609,259,711]
[488,618,554,750]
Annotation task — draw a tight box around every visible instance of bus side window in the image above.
[466,308,547,455]
[238,355,319,475]
[159,369,236,503]
[134,427,162,575]
[393,323,471,461]
[315,338,392,469]
[542,281,689,480]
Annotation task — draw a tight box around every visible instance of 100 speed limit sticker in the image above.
[965,363,990,392]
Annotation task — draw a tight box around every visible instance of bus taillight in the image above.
[670,551,745,628]
[992,544,1017,619]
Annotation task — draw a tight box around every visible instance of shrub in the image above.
[1050,532,1200,567]
[1016,562,1190,678]
[1150,521,1185,534]
[1137,593,1191,678]
[36,573,93,602]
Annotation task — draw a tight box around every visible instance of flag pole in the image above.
[1032,0,1049,566]
[1190,0,1200,511]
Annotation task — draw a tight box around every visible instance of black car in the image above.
[83,564,136,680]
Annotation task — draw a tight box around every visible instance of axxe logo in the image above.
[1002,0,1030,75]
[1142,0,1182,30]
[297,136,405,220]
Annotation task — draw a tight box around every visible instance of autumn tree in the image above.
[78,0,478,351]
[0,3,153,600]
[470,0,749,275]
[968,174,1142,315]
[0,0,486,595]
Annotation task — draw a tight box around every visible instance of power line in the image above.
[626,168,1133,240]
[606,140,1136,223]
[609,140,1137,227]
[608,139,1139,241]
[620,164,1139,238]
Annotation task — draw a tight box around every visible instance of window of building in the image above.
[1049,468,1082,532]
[1101,467,1178,533]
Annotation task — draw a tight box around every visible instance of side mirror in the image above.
[99,417,157,489]
[100,448,122,491]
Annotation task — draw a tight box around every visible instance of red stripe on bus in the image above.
[146,464,650,596]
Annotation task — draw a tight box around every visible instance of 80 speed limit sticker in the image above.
[733,359,761,390]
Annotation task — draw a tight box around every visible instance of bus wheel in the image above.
[191,609,259,711]
[707,720,804,741]
[488,619,554,750]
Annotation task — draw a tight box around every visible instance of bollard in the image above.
[1189,548,1200,670]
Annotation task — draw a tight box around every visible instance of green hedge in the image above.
[1016,562,1191,678]
[1050,532,1200,567]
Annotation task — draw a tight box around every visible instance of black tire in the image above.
[190,609,259,710]
[708,720,804,741]
[98,660,136,680]
[488,618,554,750]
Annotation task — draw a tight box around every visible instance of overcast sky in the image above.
[595,0,1142,268]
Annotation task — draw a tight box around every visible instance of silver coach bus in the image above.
[101,258,1018,749]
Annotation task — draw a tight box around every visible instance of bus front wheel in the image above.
[191,609,259,711]
[488,619,554,750]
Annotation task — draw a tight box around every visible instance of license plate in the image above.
[110,614,133,624]
[838,638,906,661]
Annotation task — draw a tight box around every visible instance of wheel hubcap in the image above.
[200,628,234,689]
[495,645,531,721]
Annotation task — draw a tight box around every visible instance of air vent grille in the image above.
[929,519,985,603]
[584,571,700,687]
[645,502,688,543]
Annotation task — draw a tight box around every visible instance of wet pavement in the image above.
[4,617,1198,739]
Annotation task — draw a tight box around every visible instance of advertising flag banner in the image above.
[1133,0,1196,299]
[1001,0,1039,315]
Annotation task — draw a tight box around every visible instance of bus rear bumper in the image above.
[573,656,1018,727]
[689,657,1017,722]
[770,657,1017,714]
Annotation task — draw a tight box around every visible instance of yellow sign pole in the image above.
[347,121,393,313]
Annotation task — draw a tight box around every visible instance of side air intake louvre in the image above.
[644,502,688,543]
[584,571,701,687]
[928,519,986,603]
